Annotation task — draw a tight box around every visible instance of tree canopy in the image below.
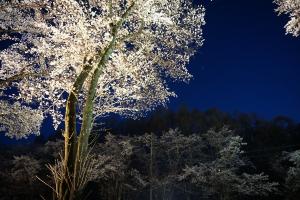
[0,0,205,138]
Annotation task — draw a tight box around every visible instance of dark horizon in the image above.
[1,105,299,145]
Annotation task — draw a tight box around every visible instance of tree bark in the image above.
[59,64,93,200]
[76,2,135,162]
[59,3,136,200]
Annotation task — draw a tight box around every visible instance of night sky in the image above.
[169,0,300,121]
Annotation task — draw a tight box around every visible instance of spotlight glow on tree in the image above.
[0,0,205,199]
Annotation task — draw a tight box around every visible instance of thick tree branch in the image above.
[76,2,137,171]
[60,62,93,200]
[0,70,47,88]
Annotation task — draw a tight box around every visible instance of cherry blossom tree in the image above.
[179,127,278,200]
[274,0,300,37]
[0,100,44,139]
[92,134,148,200]
[284,150,300,198]
[0,155,43,199]
[0,0,205,199]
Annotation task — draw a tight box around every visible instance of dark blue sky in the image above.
[170,0,300,121]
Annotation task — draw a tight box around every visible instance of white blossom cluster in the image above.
[285,150,300,191]
[91,134,148,193]
[0,101,43,139]
[179,127,278,198]
[0,0,205,138]
[275,0,300,36]
[10,155,41,183]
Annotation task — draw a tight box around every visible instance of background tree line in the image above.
[1,107,300,200]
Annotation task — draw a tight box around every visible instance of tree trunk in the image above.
[74,38,116,186]
[57,3,136,200]
[58,64,93,200]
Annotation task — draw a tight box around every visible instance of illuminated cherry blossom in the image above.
[275,0,300,36]
[1,1,205,198]
[0,0,205,137]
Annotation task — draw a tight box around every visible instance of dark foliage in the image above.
[1,107,300,199]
